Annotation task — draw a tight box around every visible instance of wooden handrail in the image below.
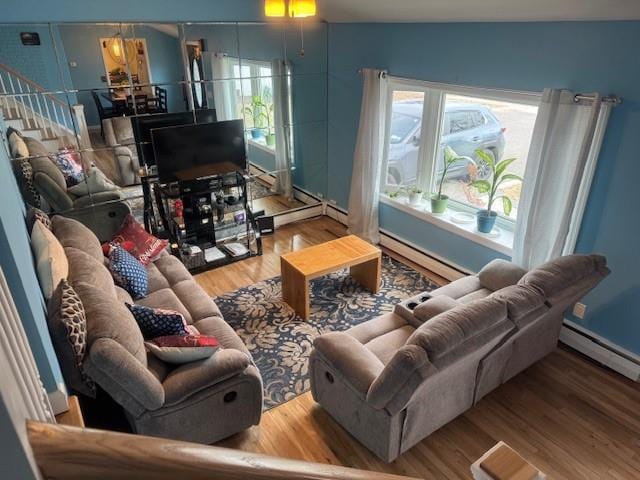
[27,421,422,480]
[0,62,67,107]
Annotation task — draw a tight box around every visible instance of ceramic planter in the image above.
[250,128,263,139]
[266,133,276,146]
[408,192,423,206]
[430,194,449,214]
[476,209,498,233]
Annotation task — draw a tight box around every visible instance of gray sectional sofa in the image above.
[310,255,609,462]
[49,215,263,443]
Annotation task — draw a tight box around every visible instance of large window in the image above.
[382,79,539,236]
[230,59,275,150]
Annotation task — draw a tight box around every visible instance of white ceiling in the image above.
[319,0,640,22]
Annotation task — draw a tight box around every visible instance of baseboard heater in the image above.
[560,320,640,382]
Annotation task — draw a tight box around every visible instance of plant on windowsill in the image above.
[404,186,424,206]
[244,95,269,140]
[470,148,522,233]
[431,146,470,214]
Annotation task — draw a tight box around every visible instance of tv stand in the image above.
[154,171,262,273]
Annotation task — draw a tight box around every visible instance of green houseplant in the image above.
[243,95,269,140]
[405,186,423,206]
[431,146,469,214]
[470,148,523,233]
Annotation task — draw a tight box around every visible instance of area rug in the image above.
[213,255,438,410]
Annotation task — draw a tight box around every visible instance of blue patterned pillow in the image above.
[108,245,148,299]
[126,304,190,340]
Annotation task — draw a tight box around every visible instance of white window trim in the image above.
[380,76,541,254]
[247,137,275,154]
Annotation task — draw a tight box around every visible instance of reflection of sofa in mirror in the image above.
[102,116,141,186]
[6,128,131,241]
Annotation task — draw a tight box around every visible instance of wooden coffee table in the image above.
[280,235,382,319]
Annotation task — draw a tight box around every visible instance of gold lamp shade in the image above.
[265,0,286,17]
[289,0,317,17]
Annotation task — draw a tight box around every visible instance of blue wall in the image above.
[0,127,64,393]
[58,24,185,126]
[328,21,640,355]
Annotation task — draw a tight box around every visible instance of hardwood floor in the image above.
[196,217,640,479]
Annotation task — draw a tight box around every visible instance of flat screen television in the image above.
[151,120,246,184]
[131,109,217,167]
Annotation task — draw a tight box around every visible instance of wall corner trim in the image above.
[47,383,69,416]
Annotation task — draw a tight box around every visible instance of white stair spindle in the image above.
[7,75,20,120]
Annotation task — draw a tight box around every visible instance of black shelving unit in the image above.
[143,171,262,273]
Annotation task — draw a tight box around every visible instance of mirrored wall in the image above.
[0,20,327,239]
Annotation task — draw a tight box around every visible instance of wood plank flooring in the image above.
[195,217,640,480]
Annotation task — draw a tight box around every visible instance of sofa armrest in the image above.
[102,118,117,147]
[33,171,73,211]
[63,201,131,242]
[366,345,431,411]
[84,338,165,414]
[162,349,251,406]
[313,332,384,398]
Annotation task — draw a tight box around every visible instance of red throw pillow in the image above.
[112,214,167,265]
[145,334,221,364]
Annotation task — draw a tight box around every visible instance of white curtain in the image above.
[210,53,237,121]
[513,89,611,268]
[347,69,388,244]
[271,59,294,200]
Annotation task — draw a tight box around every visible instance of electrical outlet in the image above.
[573,302,587,319]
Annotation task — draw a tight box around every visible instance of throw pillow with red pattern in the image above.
[145,334,221,364]
[112,214,168,265]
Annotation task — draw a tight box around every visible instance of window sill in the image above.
[379,194,514,256]
[247,138,276,155]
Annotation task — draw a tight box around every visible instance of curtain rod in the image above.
[356,69,621,106]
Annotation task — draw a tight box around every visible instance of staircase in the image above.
[0,63,90,151]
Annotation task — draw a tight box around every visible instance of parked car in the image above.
[387,101,506,185]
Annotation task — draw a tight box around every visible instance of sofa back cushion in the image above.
[52,215,104,262]
[74,281,147,366]
[478,259,526,292]
[490,284,547,327]
[65,247,116,299]
[518,254,608,300]
[407,296,508,361]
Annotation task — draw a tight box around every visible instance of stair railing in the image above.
[0,63,86,147]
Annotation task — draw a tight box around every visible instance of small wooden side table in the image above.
[471,442,546,480]
[280,235,381,319]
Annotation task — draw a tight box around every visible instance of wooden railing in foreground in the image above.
[27,421,422,480]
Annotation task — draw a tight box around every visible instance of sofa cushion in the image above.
[31,220,68,299]
[26,206,52,233]
[519,254,608,299]
[193,316,250,353]
[413,295,460,323]
[108,245,148,300]
[23,136,51,158]
[172,279,223,322]
[65,247,116,298]
[126,303,191,340]
[145,261,171,292]
[429,275,483,300]
[47,279,96,397]
[478,259,526,292]
[68,167,119,196]
[74,282,147,365]
[8,130,29,158]
[136,288,192,324]
[407,296,508,360]
[152,252,193,285]
[491,284,546,327]
[31,156,68,193]
[365,325,415,364]
[52,215,104,262]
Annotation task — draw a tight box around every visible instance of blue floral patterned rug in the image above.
[213,254,438,410]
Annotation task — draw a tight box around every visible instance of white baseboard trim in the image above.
[48,383,69,416]
[325,203,469,282]
[560,320,640,381]
[273,204,324,228]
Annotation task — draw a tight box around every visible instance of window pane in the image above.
[437,94,538,220]
[385,91,424,186]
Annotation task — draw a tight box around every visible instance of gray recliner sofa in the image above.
[49,215,263,443]
[309,254,610,462]
[102,116,141,186]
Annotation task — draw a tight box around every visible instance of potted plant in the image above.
[262,88,276,147]
[405,186,423,206]
[243,95,268,139]
[470,149,522,233]
[431,146,469,214]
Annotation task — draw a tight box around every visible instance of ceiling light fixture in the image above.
[264,0,287,17]
[264,0,316,18]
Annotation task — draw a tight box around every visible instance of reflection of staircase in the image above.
[0,63,90,150]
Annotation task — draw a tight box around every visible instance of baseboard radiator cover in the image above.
[560,320,640,382]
